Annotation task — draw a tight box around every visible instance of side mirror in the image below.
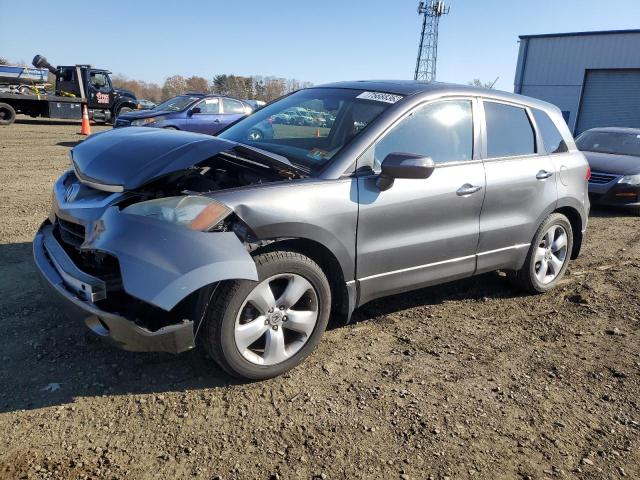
[189,107,201,116]
[376,152,435,191]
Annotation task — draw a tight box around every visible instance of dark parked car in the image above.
[34,81,589,380]
[577,127,640,215]
[114,94,251,135]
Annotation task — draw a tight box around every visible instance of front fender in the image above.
[82,207,258,311]
[213,178,358,282]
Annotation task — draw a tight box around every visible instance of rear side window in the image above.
[222,98,246,114]
[372,99,473,169]
[531,108,568,154]
[484,101,535,158]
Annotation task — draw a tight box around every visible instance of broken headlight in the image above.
[123,196,232,231]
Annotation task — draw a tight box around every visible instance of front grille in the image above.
[53,218,123,293]
[589,172,618,185]
[57,218,86,247]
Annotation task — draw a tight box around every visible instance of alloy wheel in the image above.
[234,273,319,366]
[534,224,568,284]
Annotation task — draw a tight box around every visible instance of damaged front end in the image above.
[34,130,301,353]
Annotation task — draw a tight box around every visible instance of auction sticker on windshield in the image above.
[356,91,403,104]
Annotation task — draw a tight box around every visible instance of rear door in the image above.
[187,97,224,134]
[476,100,557,273]
[356,98,485,305]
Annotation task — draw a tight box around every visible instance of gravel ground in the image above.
[0,118,639,480]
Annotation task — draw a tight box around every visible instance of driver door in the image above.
[356,98,485,305]
[87,71,113,110]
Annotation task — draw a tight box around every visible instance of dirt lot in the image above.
[0,118,639,480]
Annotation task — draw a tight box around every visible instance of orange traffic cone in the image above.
[80,104,91,136]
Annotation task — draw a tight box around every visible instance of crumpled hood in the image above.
[71,127,237,190]
[583,151,640,175]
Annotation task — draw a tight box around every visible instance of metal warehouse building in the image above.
[514,29,640,135]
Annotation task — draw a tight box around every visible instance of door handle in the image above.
[456,184,483,196]
[536,170,554,180]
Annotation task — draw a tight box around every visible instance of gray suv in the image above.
[34,81,590,379]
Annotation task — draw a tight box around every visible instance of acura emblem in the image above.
[64,183,80,203]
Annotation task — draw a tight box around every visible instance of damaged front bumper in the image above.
[33,193,259,353]
[34,223,196,353]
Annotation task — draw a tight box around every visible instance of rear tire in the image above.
[201,250,331,380]
[510,213,573,293]
[0,102,16,125]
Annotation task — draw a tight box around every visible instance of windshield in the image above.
[576,130,640,157]
[153,95,201,112]
[217,88,400,172]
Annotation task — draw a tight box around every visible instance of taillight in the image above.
[585,166,591,181]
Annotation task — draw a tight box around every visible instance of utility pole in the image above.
[414,1,450,82]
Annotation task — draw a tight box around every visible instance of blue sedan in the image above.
[114,94,252,135]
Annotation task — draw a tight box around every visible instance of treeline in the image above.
[112,74,312,103]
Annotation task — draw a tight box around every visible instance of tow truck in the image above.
[0,55,138,126]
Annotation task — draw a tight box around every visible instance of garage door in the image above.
[576,69,640,134]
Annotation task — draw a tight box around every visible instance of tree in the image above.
[0,57,9,65]
[263,77,287,102]
[185,75,209,94]
[162,75,188,100]
[468,78,497,89]
[211,74,253,99]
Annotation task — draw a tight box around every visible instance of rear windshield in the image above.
[576,131,640,157]
[217,88,400,172]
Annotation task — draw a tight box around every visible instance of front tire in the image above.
[202,250,331,380]
[511,213,573,293]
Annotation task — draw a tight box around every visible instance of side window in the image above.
[484,101,535,158]
[531,108,568,154]
[90,72,109,91]
[222,98,246,114]
[371,100,473,170]
[197,98,220,114]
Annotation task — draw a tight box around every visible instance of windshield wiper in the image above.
[232,144,309,177]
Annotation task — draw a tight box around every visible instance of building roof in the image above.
[519,29,640,40]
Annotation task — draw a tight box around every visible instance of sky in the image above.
[1,0,639,93]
